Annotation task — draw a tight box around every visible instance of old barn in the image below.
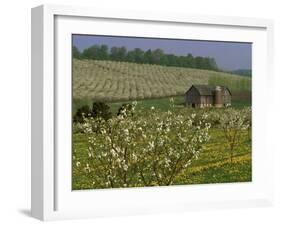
[185,85,231,108]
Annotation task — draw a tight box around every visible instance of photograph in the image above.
[71,34,252,190]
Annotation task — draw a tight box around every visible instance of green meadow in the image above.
[72,59,251,190]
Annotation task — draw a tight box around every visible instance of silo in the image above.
[214,86,223,108]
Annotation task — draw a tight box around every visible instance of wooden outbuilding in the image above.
[185,85,231,108]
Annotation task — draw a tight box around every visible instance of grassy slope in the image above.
[73,95,251,116]
[108,95,251,114]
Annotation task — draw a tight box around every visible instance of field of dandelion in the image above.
[73,130,251,189]
[72,105,252,190]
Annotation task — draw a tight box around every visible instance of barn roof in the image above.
[186,85,231,96]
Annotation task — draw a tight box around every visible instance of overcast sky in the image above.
[73,34,252,71]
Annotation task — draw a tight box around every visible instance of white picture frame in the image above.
[31,4,274,221]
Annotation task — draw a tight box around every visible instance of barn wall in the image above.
[185,87,201,106]
[199,96,213,107]
[207,96,213,106]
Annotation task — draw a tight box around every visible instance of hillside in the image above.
[73,59,251,101]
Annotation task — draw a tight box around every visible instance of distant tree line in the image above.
[73,45,219,71]
[231,69,252,77]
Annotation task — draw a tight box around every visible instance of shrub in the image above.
[219,107,251,162]
[76,103,210,188]
[117,103,134,118]
[92,102,112,120]
[73,122,84,133]
[73,105,92,123]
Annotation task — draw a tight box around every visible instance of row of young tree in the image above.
[73,45,219,71]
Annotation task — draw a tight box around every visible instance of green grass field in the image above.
[73,94,251,116]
